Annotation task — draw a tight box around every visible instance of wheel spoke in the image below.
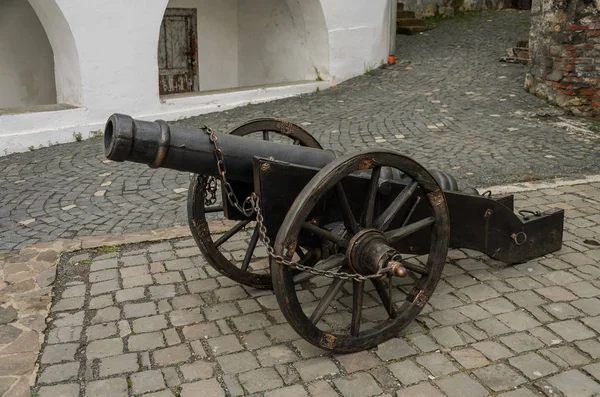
[385,216,435,244]
[214,220,251,248]
[371,279,397,318]
[293,253,345,284]
[296,247,306,260]
[402,260,430,276]
[310,277,347,325]
[263,131,269,141]
[372,181,419,231]
[363,166,382,228]
[204,205,224,213]
[241,226,260,271]
[350,280,365,337]
[302,222,348,248]
[401,196,422,227]
[336,183,359,234]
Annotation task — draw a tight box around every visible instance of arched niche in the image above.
[0,0,57,109]
[157,0,329,95]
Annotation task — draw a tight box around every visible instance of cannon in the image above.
[104,113,564,353]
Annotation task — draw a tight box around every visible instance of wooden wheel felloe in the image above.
[271,150,450,353]
[187,118,322,289]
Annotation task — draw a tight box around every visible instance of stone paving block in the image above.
[90,259,118,272]
[475,317,513,336]
[408,333,439,352]
[546,369,600,396]
[87,322,117,341]
[169,308,204,326]
[583,362,600,382]
[85,378,128,397]
[582,315,600,333]
[256,345,299,367]
[395,382,445,397]
[153,344,191,366]
[121,255,148,267]
[149,284,176,299]
[115,287,145,303]
[180,378,225,397]
[374,337,418,361]
[132,314,168,333]
[334,372,383,397]
[187,278,219,293]
[123,302,156,318]
[232,312,272,332]
[473,363,526,392]
[86,337,123,359]
[575,339,600,359]
[48,326,82,344]
[90,306,121,325]
[430,326,465,348]
[428,294,463,310]
[130,369,166,394]
[90,279,120,296]
[171,294,203,310]
[62,284,87,298]
[294,357,339,382]
[54,297,85,312]
[540,346,590,368]
[41,343,78,364]
[479,297,516,314]
[182,323,220,340]
[204,303,240,321]
[472,341,514,361]
[535,286,578,302]
[564,281,600,298]
[89,294,113,309]
[119,264,148,278]
[435,372,488,397]
[429,309,469,326]
[264,384,309,397]
[180,360,215,381]
[215,285,248,301]
[496,310,541,331]
[459,284,500,302]
[154,272,183,284]
[571,298,600,316]
[415,353,458,377]
[388,360,428,385]
[239,367,283,393]
[505,291,547,307]
[122,274,153,288]
[99,353,139,377]
[500,333,544,353]
[335,351,379,373]
[128,332,165,352]
[38,383,80,397]
[543,302,583,320]
[547,319,596,341]
[217,351,259,374]
[164,328,181,346]
[450,348,489,369]
[38,362,80,384]
[89,269,118,283]
[508,352,558,380]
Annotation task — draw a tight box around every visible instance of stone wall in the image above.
[399,0,513,18]
[525,0,600,116]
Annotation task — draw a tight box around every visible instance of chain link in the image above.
[202,126,393,282]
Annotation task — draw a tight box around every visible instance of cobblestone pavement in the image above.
[27,182,600,397]
[1,10,599,254]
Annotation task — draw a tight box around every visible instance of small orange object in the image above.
[388,55,396,65]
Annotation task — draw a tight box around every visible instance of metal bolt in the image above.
[388,261,407,277]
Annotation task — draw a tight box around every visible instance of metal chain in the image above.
[202,126,393,282]
[202,176,218,206]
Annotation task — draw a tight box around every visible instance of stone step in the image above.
[397,25,429,35]
[397,18,426,27]
[397,10,415,19]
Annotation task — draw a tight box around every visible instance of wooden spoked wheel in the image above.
[271,150,450,353]
[188,118,323,289]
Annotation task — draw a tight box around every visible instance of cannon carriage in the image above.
[104,114,564,353]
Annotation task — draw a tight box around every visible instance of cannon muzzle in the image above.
[104,113,335,183]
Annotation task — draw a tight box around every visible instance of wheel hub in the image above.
[347,229,400,276]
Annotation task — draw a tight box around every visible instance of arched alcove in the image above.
[0,0,57,109]
[157,0,329,96]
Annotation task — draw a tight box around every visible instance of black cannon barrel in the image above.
[104,114,336,183]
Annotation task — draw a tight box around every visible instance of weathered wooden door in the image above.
[158,8,198,95]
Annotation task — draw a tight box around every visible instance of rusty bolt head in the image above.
[389,261,407,277]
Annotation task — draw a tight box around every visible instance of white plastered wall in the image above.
[166,0,239,91]
[0,0,391,156]
[238,0,329,86]
[0,0,56,108]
